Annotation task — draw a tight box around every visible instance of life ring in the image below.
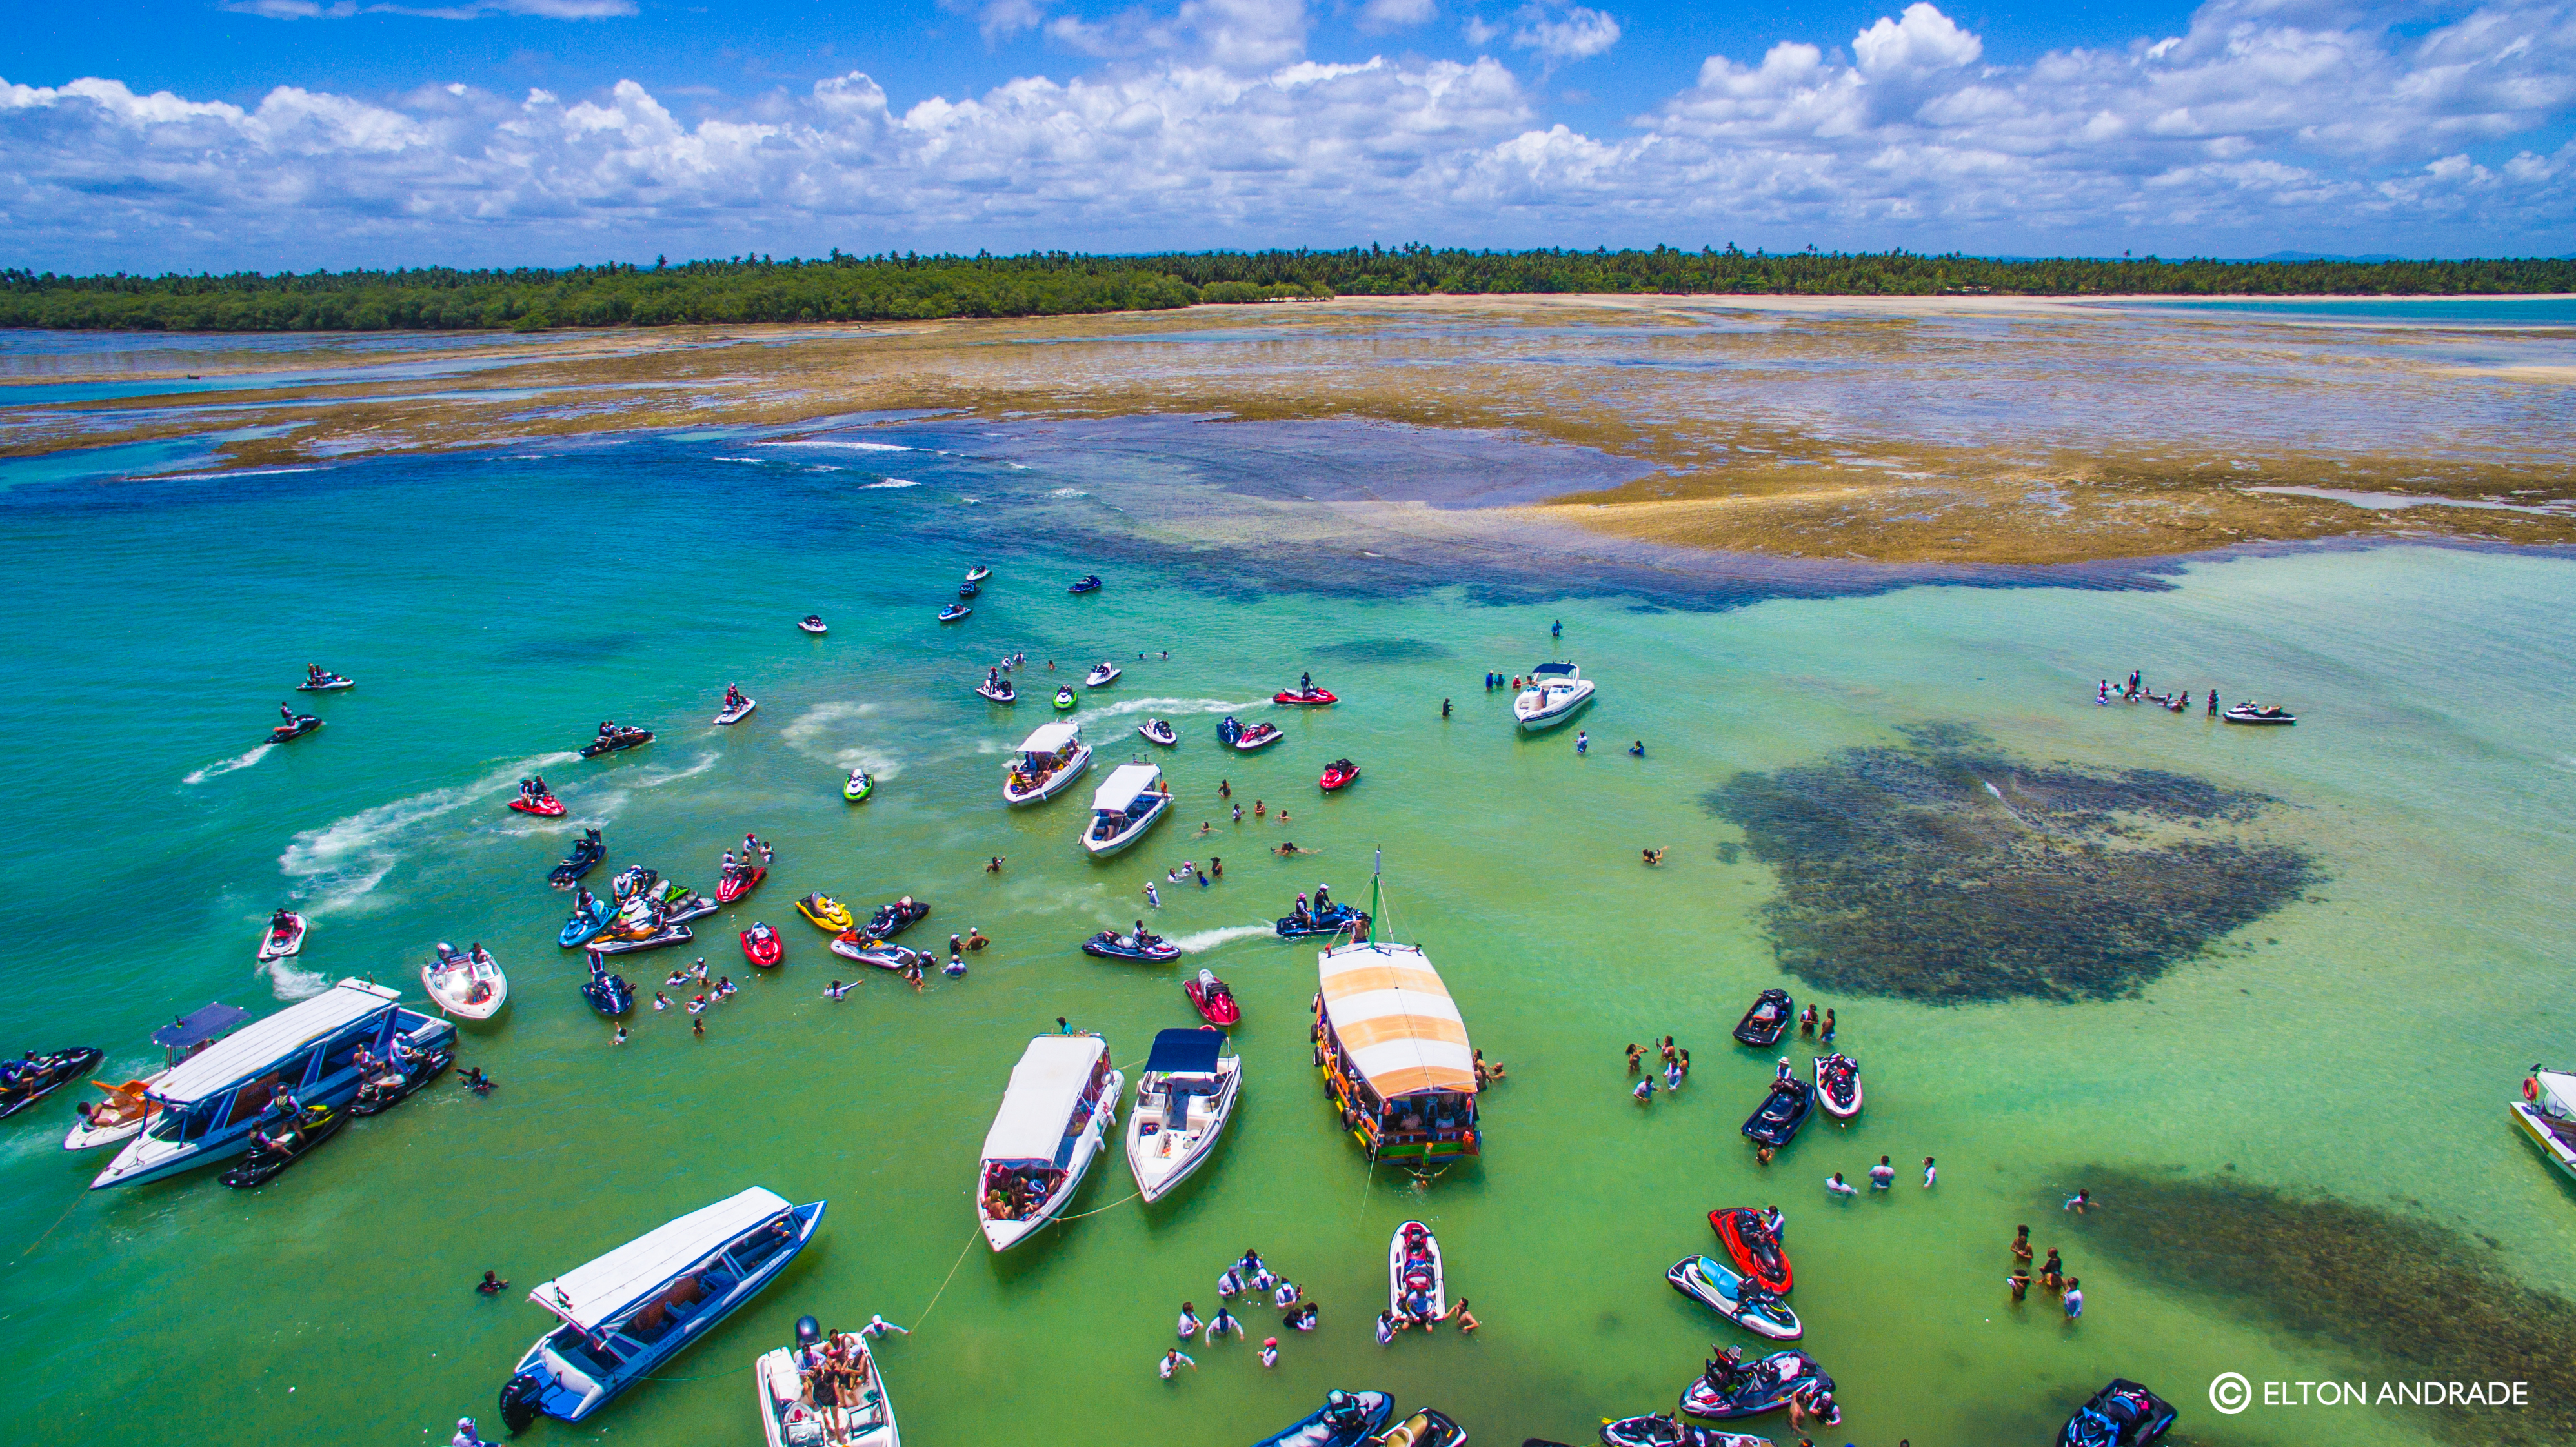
[2526,1078,2541,1102]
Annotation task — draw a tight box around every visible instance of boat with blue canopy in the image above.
[499,1186,825,1432]
[1125,1027,1240,1202]
[64,1000,253,1152]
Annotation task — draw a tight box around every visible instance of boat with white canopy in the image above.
[499,1186,824,1432]
[1081,762,1171,857]
[1125,1027,1241,1202]
[1513,661,1595,731]
[90,980,450,1189]
[63,1001,252,1151]
[2513,1066,2576,1184]
[976,1034,1123,1251]
[1314,863,1479,1163]
[1001,722,1092,806]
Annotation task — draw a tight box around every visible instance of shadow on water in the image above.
[1704,724,2324,1003]
[2059,1166,2576,1446]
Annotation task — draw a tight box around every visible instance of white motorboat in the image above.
[1084,662,1122,687]
[63,1001,251,1151]
[2513,1067,2576,1184]
[90,980,451,1189]
[1002,722,1092,805]
[499,1188,824,1430]
[424,942,510,1019]
[1389,1220,1447,1324]
[1125,1027,1240,1202]
[976,1034,1123,1251]
[1513,662,1595,731]
[256,910,307,962]
[757,1319,898,1447]
[714,694,758,725]
[1081,762,1171,857]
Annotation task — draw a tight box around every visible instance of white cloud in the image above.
[222,0,634,16]
[1360,0,1437,32]
[941,0,1049,41]
[3,0,2573,267]
[1509,4,1620,65]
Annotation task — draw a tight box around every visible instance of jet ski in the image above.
[1186,969,1241,1025]
[1679,1350,1832,1421]
[296,671,355,692]
[1274,687,1337,706]
[2223,702,2297,725]
[219,1104,345,1188]
[580,957,635,1017]
[1599,1413,1771,1447]
[547,829,606,889]
[590,923,692,955]
[976,679,1018,703]
[1742,1077,1815,1148]
[830,935,924,971]
[794,893,853,931]
[2060,1379,2177,1447]
[865,898,930,938]
[958,580,981,600]
[1668,1255,1802,1339]
[1319,758,1359,791]
[1732,988,1793,1047]
[508,789,565,816]
[741,922,784,968]
[1083,929,1179,963]
[1085,662,1122,687]
[0,1047,105,1120]
[257,910,308,962]
[1373,1409,1467,1447]
[1068,574,1103,594]
[844,769,873,802]
[1139,718,1177,746]
[716,862,767,904]
[1053,686,1076,710]
[713,694,758,725]
[1250,1390,1391,1447]
[269,713,323,744]
[1814,1053,1862,1118]
[558,895,616,948]
[938,603,972,623]
[798,615,828,634]
[579,725,654,758]
[652,881,718,926]
[1276,903,1359,938]
[1234,722,1284,751]
[1216,716,1244,747]
[1709,1209,1791,1295]
[352,1042,453,1115]
[965,566,992,583]
[610,865,659,902]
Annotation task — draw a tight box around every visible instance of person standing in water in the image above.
[1442,698,1451,718]
[2062,1277,2084,1319]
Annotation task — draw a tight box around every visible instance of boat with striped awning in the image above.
[1313,875,1478,1163]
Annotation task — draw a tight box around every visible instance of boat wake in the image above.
[1080,696,1269,726]
[183,744,273,785]
[629,751,719,789]
[279,751,578,911]
[1162,923,1278,953]
[259,958,332,1000]
[861,479,919,489]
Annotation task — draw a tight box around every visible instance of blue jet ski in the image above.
[1742,1077,1815,1148]
[581,956,634,1017]
[1216,715,1244,747]
[1068,574,1103,594]
[2060,1379,2177,1447]
[1680,1350,1832,1421]
[1275,903,1359,938]
[1083,929,1180,963]
[558,893,615,948]
[1252,1390,1391,1447]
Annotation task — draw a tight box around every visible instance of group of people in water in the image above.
[2099,669,2215,716]
[2005,1206,2091,1320]
[1156,1246,1333,1376]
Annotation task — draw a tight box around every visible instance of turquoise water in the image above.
[2,421,2573,1446]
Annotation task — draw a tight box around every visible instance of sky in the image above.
[3,0,2573,270]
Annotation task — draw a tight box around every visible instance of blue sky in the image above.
[4,0,2571,268]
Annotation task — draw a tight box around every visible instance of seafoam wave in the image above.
[781,702,903,780]
[279,751,578,913]
[863,479,920,489]
[629,751,719,788]
[1165,923,1278,953]
[1077,695,1270,726]
[763,440,912,452]
[183,743,273,784]
[259,958,332,1000]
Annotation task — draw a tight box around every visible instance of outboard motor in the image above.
[498,1370,546,1434]
[794,1315,823,1350]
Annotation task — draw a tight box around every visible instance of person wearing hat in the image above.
[1258,1337,1279,1368]
[453,1417,491,1447]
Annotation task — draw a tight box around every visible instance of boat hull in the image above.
[1125,1058,1239,1203]
[1514,680,1595,731]
[2512,1100,2576,1182]
[979,1071,1123,1251]
[757,1339,898,1447]
[1082,793,1171,857]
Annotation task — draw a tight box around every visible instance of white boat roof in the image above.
[981,1035,1107,1164]
[152,979,401,1105]
[1091,763,1165,811]
[1016,722,1082,753]
[2540,1069,2576,1107]
[532,1186,792,1331]
[1319,942,1475,1098]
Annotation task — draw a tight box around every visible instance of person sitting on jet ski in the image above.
[1322,1391,1364,1430]
[270,907,297,932]
[1702,1344,1746,1391]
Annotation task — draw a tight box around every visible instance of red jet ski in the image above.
[1711,1208,1793,1296]
[509,791,565,817]
[1273,687,1337,706]
[740,922,783,968]
[716,862,767,904]
[1185,969,1241,1026]
[1319,758,1360,792]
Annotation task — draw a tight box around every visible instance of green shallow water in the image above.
[1,425,2573,1447]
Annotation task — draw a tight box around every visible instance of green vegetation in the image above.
[3,245,2568,332]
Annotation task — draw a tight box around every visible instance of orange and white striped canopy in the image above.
[1318,940,1474,1099]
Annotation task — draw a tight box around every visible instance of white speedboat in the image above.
[63,1001,251,1151]
[1125,1027,1240,1203]
[757,1319,898,1447]
[1081,762,1171,857]
[90,980,450,1189]
[499,1188,824,1430]
[1513,662,1595,731]
[1389,1220,1447,1324]
[2513,1067,2576,1184]
[1002,722,1092,805]
[424,943,509,1019]
[976,1034,1123,1251]
[1084,662,1122,687]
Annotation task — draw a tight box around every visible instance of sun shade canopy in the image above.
[1014,723,1081,754]
[1145,1027,1222,1076]
[981,1035,1107,1165]
[531,1187,792,1331]
[1091,763,1165,812]
[150,1002,251,1051]
[1318,942,1475,1098]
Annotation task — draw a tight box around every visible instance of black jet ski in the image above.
[579,725,654,758]
[1251,1390,1391,1447]
[219,1104,346,1188]
[958,580,981,599]
[0,1046,104,1119]
[1742,1077,1815,1147]
[2060,1379,2177,1447]
[1083,929,1180,963]
[1679,1349,1833,1420]
[2222,703,2297,726]
[1216,715,1244,747]
[1375,1410,1467,1447]
[1068,575,1103,594]
[1732,987,1793,1047]
[548,829,605,889]
[581,958,635,1017]
[865,898,930,938]
[1599,1414,1769,1447]
[1276,903,1360,938]
[269,713,323,744]
[352,1043,453,1117]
